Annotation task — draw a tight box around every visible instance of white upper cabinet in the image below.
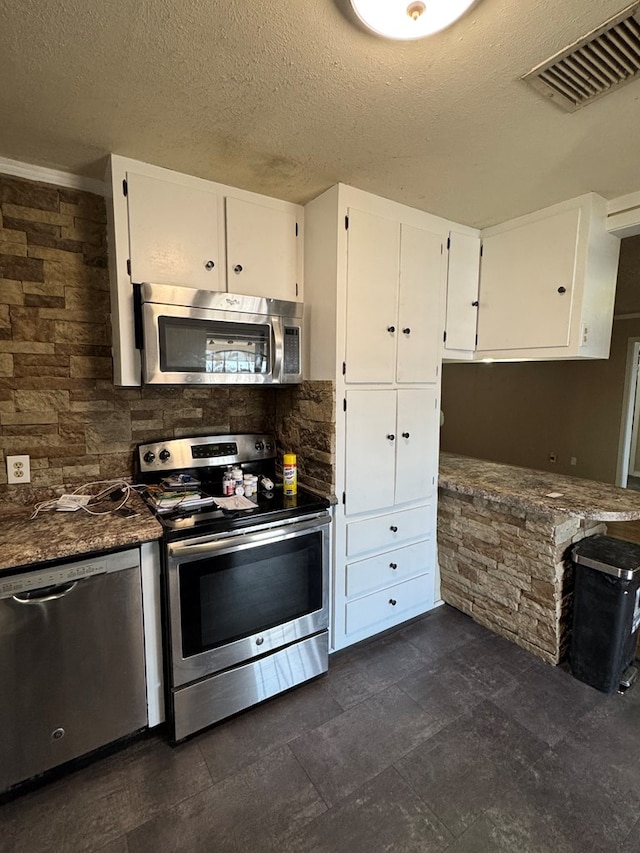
[345,208,399,384]
[477,207,580,351]
[442,193,621,362]
[127,172,222,290]
[106,155,303,385]
[344,208,444,385]
[443,230,481,357]
[225,197,299,301]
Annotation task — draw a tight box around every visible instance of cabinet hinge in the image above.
[126,259,131,276]
[480,242,483,257]
[343,398,347,412]
[447,236,451,250]
[443,330,447,343]
[344,215,349,230]
[475,333,478,345]
[296,282,299,297]
[295,222,299,237]
[342,361,346,376]
[342,491,346,505]
[122,179,128,197]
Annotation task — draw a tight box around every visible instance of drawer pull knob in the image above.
[471,300,479,307]
[387,434,395,441]
[389,598,397,606]
[389,562,397,569]
[233,264,244,274]
[402,327,411,335]
[204,260,215,270]
[557,286,566,294]
[387,325,396,333]
[402,431,410,439]
[390,525,398,532]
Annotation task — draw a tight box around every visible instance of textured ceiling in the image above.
[1,0,640,227]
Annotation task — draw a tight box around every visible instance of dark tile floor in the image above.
[4,605,640,853]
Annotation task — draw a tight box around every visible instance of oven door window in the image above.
[179,532,324,657]
[159,316,271,375]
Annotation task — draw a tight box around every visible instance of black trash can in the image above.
[570,534,640,693]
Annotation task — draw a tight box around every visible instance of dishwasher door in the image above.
[0,549,147,792]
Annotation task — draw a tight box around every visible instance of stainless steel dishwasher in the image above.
[0,548,148,792]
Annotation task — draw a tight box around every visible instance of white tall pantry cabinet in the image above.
[304,184,451,650]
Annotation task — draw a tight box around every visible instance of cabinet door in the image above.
[225,197,300,302]
[395,389,438,505]
[127,172,221,290]
[345,208,399,384]
[445,231,480,352]
[345,389,396,516]
[476,208,579,351]
[397,225,444,383]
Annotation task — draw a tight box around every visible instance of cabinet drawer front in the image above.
[346,505,433,557]
[346,541,431,598]
[345,574,432,636]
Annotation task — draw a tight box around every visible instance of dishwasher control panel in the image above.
[0,549,139,598]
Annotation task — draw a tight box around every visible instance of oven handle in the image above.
[167,513,331,560]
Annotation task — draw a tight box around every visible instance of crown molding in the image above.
[0,156,105,196]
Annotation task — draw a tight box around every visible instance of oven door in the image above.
[141,301,283,385]
[166,513,330,688]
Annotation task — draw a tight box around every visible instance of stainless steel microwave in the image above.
[136,283,303,385]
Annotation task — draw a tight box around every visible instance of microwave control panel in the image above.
[283,327,301,375]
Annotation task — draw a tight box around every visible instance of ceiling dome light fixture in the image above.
[350,0,478,40]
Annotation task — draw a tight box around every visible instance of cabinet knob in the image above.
[471,300,479,307]
[389,598,397,606]
[233,264,243,274]
[390,525,398,532]
[389,562,398,569]
[204,260,215,270]
[387,326,396,333]
[387,434,395,441]
[557,286,566,294]
[402,431,410,439]
[402,327,411,335]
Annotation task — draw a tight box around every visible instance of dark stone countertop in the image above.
[439,453,640,522]
[0,491,163,573]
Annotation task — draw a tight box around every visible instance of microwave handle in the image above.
[271,317,284,381]
[132,283,144,350]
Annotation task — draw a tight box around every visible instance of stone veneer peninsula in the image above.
[438,453,640,665]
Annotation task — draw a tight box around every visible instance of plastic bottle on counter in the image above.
[283,453,297,496]
[222,466,234,496]
[243,474,254,497]
[231,466,243,489]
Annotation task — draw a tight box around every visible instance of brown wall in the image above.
[440,236,640,484]
[0,174,334,504]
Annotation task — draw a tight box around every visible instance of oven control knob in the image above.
[143,451,155,464]
[159,449,171,462]
[255,636,264,646]
[255,441,264,451]
[265,442,273,451]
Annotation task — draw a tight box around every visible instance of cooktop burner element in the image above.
[137,432,330,538]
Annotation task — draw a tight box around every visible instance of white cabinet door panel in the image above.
[395,389,438,505]
[445,231,480,351]
[477,208,579,351]
[397,225,443,383]
[226,197,299,302]
[127,172,221,290]
[345,208,399,383]
[345,389,396,515]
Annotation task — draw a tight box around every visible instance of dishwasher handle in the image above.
[12,581,78,604]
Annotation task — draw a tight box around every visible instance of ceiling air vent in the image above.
[523,1,640,112]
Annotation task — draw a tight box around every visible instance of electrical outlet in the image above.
[570,456,577,466]
[6,455,31,484]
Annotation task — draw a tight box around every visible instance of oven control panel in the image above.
[138,433,277,473]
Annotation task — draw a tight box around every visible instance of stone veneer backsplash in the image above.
[0,173,335,504]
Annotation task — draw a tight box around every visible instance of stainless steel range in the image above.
[137,433,331,742]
